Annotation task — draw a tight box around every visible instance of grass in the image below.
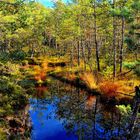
[80,72,98,89]
[21,56,139,100]
[99,81,119,97]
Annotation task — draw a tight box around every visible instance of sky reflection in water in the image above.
[29,98,78,140]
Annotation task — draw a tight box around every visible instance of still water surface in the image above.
[28,79,136,140]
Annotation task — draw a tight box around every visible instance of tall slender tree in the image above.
[113,0,117,77]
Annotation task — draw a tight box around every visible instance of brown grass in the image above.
[99,79,138,98]
[99,81,119,97]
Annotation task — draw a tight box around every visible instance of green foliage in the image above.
[10,50,27,60]
[131,0,140,11]
[0,52,10,62]
[123,61,140,76]
[0,76,22,94]
[116,104,132,116]
[123,61,140,69]
[110,8,121,16]
[123,61,136,69]
[134,64,140,76]
[125,0,140,53]
[22,60,28,66]
[102,66,113,78]
[18,78,35,89]
[0,61,20,78]
[0,76,26,116]
[116,104,132,125]
[0,61,27,117]
[120,7,131,18]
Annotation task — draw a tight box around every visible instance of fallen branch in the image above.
[116,69,134,77]
[116,91,135,97]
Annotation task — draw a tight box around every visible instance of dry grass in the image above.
[80,73,98,89]
[99,79,139,98]
[33,60,49,81]
[66,73,77,80]
[115,79,139,98]
[99,81,119,97]
[41,61,48,71]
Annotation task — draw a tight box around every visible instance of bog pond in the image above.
[27,78,139,140]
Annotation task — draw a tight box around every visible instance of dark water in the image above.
[29,79,139,140]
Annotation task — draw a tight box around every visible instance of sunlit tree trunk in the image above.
[120,16,125,73]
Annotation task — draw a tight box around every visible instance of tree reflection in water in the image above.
[29,79,140,140]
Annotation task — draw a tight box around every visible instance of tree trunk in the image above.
[77,40,80,66]
[87,41,91,61]
[129,99,140,133]
[81,39,86,70]
[31,43,35,58]
[93,0,100,72]
[70,43,74,69]
[129,87,140,133]
[120,16,125,73]
[113,0,117,77]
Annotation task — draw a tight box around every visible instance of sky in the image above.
[37,0,71,7]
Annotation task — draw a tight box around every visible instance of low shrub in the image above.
[0,52,10,62]
[116,104,132,118]
[0,76,26,116]
[10,50,27,60]
[0,62,20,77]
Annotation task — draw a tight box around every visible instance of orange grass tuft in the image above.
[33,61,49,82]
[99,81,120,97]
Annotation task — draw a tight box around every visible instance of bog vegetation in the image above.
[0,0,140,139]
